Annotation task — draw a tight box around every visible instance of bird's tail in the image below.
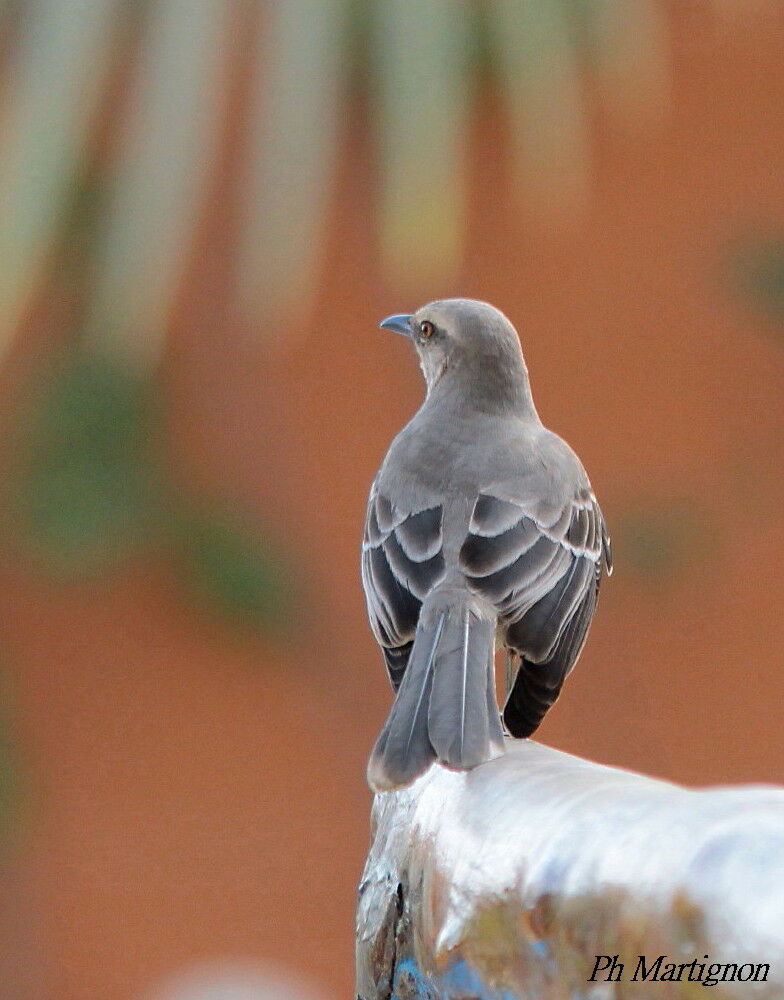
[367,594,505,792]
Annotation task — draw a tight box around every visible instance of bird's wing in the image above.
[459,486,606,631]
[361,484,446,689]
[459,485,610,733]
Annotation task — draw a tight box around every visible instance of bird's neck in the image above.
[424,353,539,421]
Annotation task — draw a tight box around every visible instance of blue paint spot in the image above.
[442,959,487,995]
[392,956,436,999]
[393,954,536,999]
[530,939,549,958]
[441,958,518,999]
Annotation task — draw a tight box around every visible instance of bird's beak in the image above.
[379,313,413,337]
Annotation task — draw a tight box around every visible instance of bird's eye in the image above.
[419,320,435,339]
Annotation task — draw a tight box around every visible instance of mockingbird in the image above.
[361,299,612,791]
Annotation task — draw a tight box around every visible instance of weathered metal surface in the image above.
[356,740,784,999]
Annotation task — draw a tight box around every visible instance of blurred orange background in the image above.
[1,3,783,999]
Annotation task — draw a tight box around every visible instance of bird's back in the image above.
[376,405,588,541]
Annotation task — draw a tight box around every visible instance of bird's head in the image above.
[379,298,533,414]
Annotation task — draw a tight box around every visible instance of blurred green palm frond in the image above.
[0,0,766,622]
[730,237,784,333]
[11,349,294,630]
[82,0,227,370]
[370,1,472,286]
[237,0,350,327]
[0,0,123,354]
[0,0,691,362]
[615,497,714,587]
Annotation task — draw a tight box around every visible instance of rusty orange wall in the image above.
[2,8,784,1000]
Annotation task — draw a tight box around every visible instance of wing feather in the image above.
[361,485,445,688]
[460,487,609,728]
[395,506,442,561]
[460,516,541,575]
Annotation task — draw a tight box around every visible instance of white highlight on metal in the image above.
[357,740,784,999]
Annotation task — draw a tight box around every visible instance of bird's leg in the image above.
[504,647,520,703]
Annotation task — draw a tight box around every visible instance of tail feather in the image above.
[368,596,503,792]
[367,614,443,791]
[428,606,494,768]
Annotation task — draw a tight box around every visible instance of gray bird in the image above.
[361,299,612,791]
